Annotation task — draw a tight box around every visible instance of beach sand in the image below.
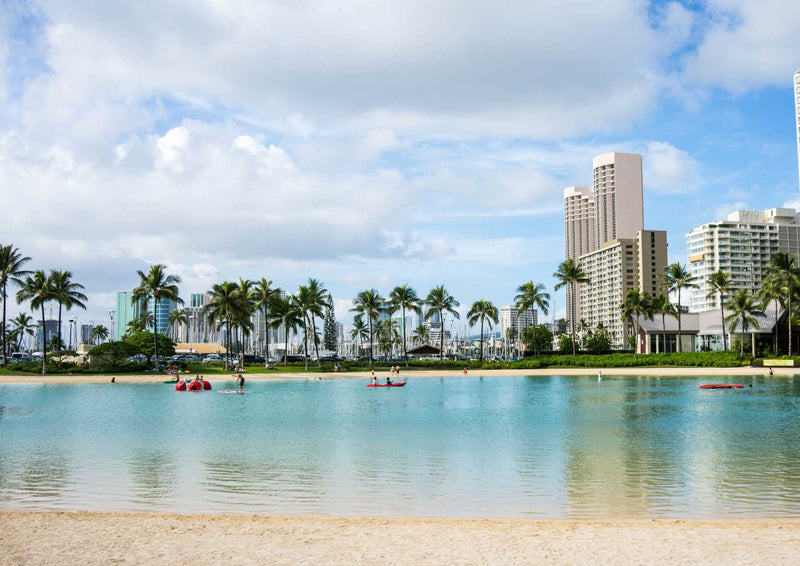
[0,365,793,384]
[2,511,799,565]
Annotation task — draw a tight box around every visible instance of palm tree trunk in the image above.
[226,320,232,369]
[368,317,373,368]
[661,314,667,354]
[311,316,321,366]
[479,317,484,364]
[57,304,63,351]
[570,282,577,356]
[402,306,408,367]
[531,306,537,356]
[40,303,47,375]
[740,315,745,356]
[303,317,309,371]
[676,288,682,353]
[788,291,793,357]
[720,298,727,351]
[2,284,7,367]
[774,306,779,355]
[264,307,270,368]
[152,297,160,371]
[439,308,444,362]
[283,327,289,366]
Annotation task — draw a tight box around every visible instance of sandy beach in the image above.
[1,511,799,565]
[0,365,793,384]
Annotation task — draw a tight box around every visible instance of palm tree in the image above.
[0,244,32,366]
[706,269,734,351]
[578,319,590,349]
[764,253,800,356]
[724,289,764,356]
[10,313,36,351]
[553,259,589,355]
[620,289,653,355]
[50,270,87,349]
[306,279,330,366]
[271,295,302,365]
[661,263,698,353]
[424,285,460,362]
[514,282,550,355]
[389,284,421,366]
[467,299,499,364]
[127,313,153,335]
[295,284,326,370]
[132,264,183,371]
[651,292,676,353]
[350,315,369,358]
[202,281,245,369]
[235,278,255,362]
[168,308,188,342]
[413,324,429,346]
[756,278,783,355]
[89,325,110,345]
[253,278,281,366]
[351,289,384,368]
[16,270,58,374]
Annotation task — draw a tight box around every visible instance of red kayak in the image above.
[699,384,744,389]
[367,382,406,388]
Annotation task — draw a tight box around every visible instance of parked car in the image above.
[202,354,223,363]
[10,352,33,362]
[242,354,265,364]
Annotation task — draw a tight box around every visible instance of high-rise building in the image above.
[147,298,178,335]
[115,291,144,338]
[499,305,536,340]
[592,152,644,247]
[580,230,668,348]
[795,70,800,191]
[686,207,800,312]
[564,152,668,350]
[80,323,94,344]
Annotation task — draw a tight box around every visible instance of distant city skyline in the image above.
[2,3,800,332]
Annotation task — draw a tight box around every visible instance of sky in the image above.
[2,0,800,336]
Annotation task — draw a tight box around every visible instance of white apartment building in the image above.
[499,305,536,339]
[686,207,800,312]
[580,230,668,349]
[795,70,800,190]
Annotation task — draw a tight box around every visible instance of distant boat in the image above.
[367,382,406,388]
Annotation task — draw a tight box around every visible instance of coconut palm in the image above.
[578,319,590,349]
[553,259,589,355]
[467,299,499,364]
[620,289,653,355]
[0,244,32,366]
[350,315,369,358]
[16,270,58,374]
[168,308,188,342]
[202,281,246,369]
[89,325,110,345]
[10,313,36,351]
[756,278,784,355]
[424,285,460,362]
[661,263,698,353]
[706,269,734,351]
[50,270,87,350]
[514,282,550,355]
[271,295,303,365]
[132,264,183,371]
[350,289,384,368]
[253,278,281,366]
[651,292,676,353]
[724,289,764,356]
[413,324,429,346]
[764,253,800,356]
[306,279,330,366]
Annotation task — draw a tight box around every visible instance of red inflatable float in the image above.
[203,380,212,390]
[175,381,187,391]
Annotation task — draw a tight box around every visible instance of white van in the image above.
[10,352,33,362]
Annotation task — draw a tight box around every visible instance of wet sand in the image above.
[0,365,793,384]
[1,511,798,565]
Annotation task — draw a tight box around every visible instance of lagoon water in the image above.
[2,374,800,519]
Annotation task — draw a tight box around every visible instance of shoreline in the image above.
[0,365,794,384]
[2,511,799,565]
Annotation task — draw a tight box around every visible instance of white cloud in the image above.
[681,0,800,91]
[644,141,701,193]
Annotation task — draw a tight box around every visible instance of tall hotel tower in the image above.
[563,153,667,349]
[795,70,800,191]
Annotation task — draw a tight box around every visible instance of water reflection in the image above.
[127,450,178,505]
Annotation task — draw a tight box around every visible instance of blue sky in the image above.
[2,0,800,333]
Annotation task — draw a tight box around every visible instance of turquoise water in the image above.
[1,375,800,518]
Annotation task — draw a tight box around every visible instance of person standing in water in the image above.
[236,372,245,393]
